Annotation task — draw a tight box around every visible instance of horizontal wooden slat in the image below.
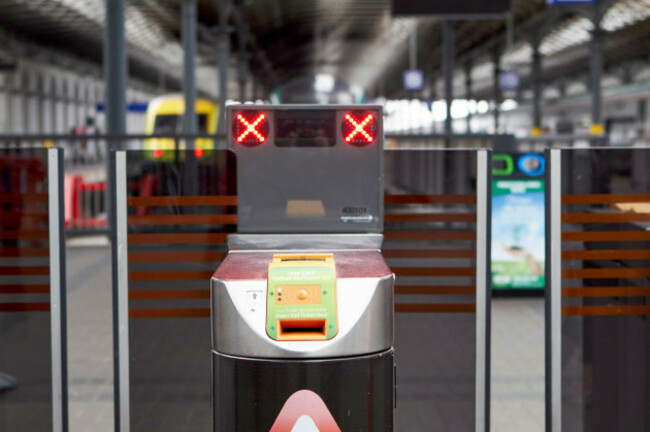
[562,213,650,223]
[562,268,650,279]
[128,233,229,244]
[384,230,475,241]
[129,308,210,318]
[127,214,237,226]
[128,270,215,281]
[385,194,476,205]
[395,303,476,313]
[129,251,226,263]
[562,249,650,260]
[385,213,475,223]
[0,284,49,294]
[393,267,476,277]
[562,305,650,316]
[0,302,50,312]
[383,249,475,259]
[395,285,475,295]
[0,248,49,257]
[562,194,650,204]
[0,229,49,240]
[562,231,650,242]
[0,193,48,204]
[0,266,49,276]
[127,195,238,207]
[562,287,650,298]
[129,289,210,300]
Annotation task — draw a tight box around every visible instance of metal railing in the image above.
[2,132,645,236]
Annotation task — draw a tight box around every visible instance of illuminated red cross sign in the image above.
[234,112,268,146]
[342,112,376,146]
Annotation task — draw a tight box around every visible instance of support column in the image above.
[589,10,604,136]
[182,0,198,146]
[105,2,128,427]
[51,77,58,134]
[6,74,14,133]
[216,0,233,135]
[104,0,127,144]
[238,53,249,102]
[22,71,30,134]
[465,60,472,134]
[62,80,69,133]
[235,16,249,102]
[492,47,501,133]
[252,77,258,101]
[531,42,543,136]
[442,21,455,136]
[37,72,45,134]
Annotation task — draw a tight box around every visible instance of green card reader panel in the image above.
[266,254,338,341]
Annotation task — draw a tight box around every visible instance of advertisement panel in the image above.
[492,153,545,292]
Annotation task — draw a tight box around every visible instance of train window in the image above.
[154,114,209,134]
[198,114,208,133]
[154,115,178,134]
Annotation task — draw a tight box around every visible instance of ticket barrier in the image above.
[211,105,395,431]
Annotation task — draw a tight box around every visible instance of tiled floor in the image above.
[65,244,545,432]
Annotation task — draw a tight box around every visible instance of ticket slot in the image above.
[277,319,327,341]
[276,254,331,262]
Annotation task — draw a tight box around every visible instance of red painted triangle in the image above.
[269,390,341,432]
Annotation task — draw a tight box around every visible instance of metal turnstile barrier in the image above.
[0,147,67,432]
[385,149,491,432]
[546,147,650,432]
[111,149,235,432]
[111,146,491,432]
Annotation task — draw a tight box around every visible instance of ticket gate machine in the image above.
[212,105,394,431]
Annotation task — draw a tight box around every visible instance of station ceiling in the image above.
[0,0,649,99]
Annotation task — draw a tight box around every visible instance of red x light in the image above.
[342,111,377,146]
[232,111,269,146]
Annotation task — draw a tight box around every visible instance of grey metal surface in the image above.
[212,272,394,358]
[113,151,130,432]
[182,0,198,148]
[532,42,542,130]
[227,233,384,251]
[549,148,562,432]
[48,148,66,432]
[228,105,383,234]
[475,149,490,432]
[443,21,455,136]
[465,60,473,133]
[590,9,604,128]
[104,0,127,145]
[216,0,232,133]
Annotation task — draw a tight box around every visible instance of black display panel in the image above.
[274,110,336,147]
[392,0,510,17]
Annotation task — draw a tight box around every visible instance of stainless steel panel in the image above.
[212,274,394,358]
[228,105,384,234]
[475,149,488,432]
[47,148,64,432]
[549,148,562,432]
[227,233,384,251]
[115,151,130,432]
